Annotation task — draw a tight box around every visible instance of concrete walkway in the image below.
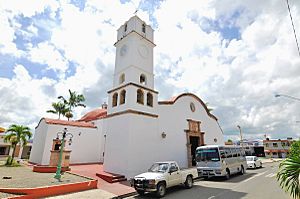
[68,164,136,196]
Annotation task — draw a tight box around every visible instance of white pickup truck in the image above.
[131,161,198,197]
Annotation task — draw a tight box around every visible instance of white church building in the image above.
[29,16,224,178]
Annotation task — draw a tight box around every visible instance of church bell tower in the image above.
[104,16,160,177]
[107,15,158,115]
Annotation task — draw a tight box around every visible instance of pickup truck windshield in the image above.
[196,148,220,162]
[149,163,169,173]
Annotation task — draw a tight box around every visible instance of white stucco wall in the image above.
[30,119,102,165]
[105,113,172,177]
[157,95,225,168]
[29,120,48,164]
[117,16,154,44]
[158,95,224,147]
[103,115,131,175]
[93,119,105,163]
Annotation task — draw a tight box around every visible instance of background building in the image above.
[228,139,265,157]
[0,128,10,157]
[263,138,293,158]
[0,127,32,159]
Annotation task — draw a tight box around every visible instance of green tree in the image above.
[289,140,300,159]
[4,124,32,165]
[227,139,233,143]
[58,89,86,121]
[277,156,300,199]
[46,102,69,119]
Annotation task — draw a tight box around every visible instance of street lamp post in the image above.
[54,128,73,181]
[237,125,244,153]
[275,94,300,101]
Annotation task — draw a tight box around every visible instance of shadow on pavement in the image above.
[197,172,256,183]
[130,184,247,199]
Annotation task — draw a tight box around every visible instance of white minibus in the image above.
[196,145,247,179]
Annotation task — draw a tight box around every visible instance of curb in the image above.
[112,191,137,199]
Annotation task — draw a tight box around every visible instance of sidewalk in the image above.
[68,164,136,197]
[260,158,283,164]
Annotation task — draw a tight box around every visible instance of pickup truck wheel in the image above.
[239,166,245,175]
[156,182,166,198]
[137,190,145,195]
[225,170,230,180]
[185,175,193,189]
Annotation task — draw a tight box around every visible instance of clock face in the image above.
[120,44,128,56]
[138,45,149,59]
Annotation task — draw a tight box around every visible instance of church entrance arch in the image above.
[185,119,205,167]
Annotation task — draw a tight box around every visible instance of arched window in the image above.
[140,74,146,85]
[137,89,144,104]
[120,90,126,105]
[119,73,125,84]
[147,92,153,107]
[124,23,127,32]
[142,23,146,33]
[112,93,118,107]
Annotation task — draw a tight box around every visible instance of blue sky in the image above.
[0,0,300,141]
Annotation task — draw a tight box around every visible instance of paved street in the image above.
[128,162,291,199]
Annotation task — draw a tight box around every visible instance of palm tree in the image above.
[58,89,86,121]
[277,156,300,199]
[205,102,214,113]
[4,124,32,165]
[46,102,69,119]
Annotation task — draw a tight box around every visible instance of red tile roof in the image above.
[0,127,5,133]
[43,118,96,128]
[78,108,107,122]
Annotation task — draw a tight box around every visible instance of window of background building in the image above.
[265,143,269,147]
[273,143,278,147]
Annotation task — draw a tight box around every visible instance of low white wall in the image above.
[93,119,105,163]
[39,124,101,165]
[29,120,48,164]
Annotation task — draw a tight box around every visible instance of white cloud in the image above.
[28,42,69,77]
[0,65,57,129]
[0,0,59,18]
[0,11,21,55]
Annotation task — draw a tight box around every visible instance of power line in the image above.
[286,0,300,57]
